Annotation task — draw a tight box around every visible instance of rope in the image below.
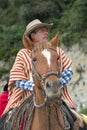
[47,102,64,130]
[11,94,34,130]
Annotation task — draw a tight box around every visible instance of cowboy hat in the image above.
[24,19,53,36]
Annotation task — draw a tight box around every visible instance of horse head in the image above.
[29,33,62,106]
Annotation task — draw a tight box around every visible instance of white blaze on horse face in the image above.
[41,49,51,67]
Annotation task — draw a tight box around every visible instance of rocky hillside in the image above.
[0,40,87,112]
[61,39,87,112]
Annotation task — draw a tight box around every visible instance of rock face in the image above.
[0,41,87,112]
[61,41,87,112]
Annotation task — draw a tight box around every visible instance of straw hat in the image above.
[24,19,53,36]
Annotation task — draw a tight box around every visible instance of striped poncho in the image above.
[4,47,75,113]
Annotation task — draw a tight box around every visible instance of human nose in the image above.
[44,30,48,35]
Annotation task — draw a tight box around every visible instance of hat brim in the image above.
[24,23,53,36]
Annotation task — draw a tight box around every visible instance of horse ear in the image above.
[50,32,60,48]
[23,34,34,50]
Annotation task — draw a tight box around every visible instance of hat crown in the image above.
[26,19,42,31]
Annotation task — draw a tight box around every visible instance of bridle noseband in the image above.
[32,70,61,108]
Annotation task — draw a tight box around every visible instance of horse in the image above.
[0,33,87,130]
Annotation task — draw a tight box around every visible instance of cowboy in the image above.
[3,19,76,114]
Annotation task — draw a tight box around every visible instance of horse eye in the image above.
[32,57,37,62]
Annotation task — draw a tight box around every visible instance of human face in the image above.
[31,27,49,43]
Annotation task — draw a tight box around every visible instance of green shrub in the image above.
[0,24,24,60]
[0,0,9,9]
[80,108,87,115]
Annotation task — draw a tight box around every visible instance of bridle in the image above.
[31,47,62,108]
[30,47,72,130]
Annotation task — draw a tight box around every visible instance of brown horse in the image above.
[0,34,87,130]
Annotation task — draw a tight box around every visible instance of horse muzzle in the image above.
[44,79,62,99]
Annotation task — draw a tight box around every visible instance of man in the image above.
[3,19,75,114]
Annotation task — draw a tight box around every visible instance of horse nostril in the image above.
[45,80,62,93]
[46,81,51,89]
[57,80,62,88]
[45,80,53,91]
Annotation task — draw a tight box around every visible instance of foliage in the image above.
[0,7,19,25]
[0,23,24,60]
[55,0,87,46]
[68,0,87,31]
[80,108,87,115]
[18,0,63,23]
[0,0,9,9]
